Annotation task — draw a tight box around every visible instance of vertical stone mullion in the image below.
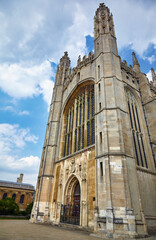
[135,131,142,166]
[134,104,147,168]
[139,133,146,167]
[130,101,136,131]
[133,103,140,132]
[84,87,88,148]
[137,132,144,167]
[90,90,92,145]
[72,100,76,153]
[130,101,141,166]
[70,105,74,154]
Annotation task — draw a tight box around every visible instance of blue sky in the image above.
[0,0,156,187]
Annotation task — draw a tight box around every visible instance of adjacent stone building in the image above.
[0,174,35,211]
[31,3,156,238]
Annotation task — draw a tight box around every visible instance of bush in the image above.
[0,197,19,215]
[25,202,33,215]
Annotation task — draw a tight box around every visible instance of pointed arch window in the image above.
[126,90,148,168]
[63,83,95,157]
[3,193,7,200]
[12,193,16,201]
[19,194,25,204]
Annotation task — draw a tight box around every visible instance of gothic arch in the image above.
[62,80,95,114]
[60,81,95,158]
[63,174,81,205]
[125,87,151,168]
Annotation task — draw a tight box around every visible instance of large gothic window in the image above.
[63,83,95,157]
[126,90,148,168]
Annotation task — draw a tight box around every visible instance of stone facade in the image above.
[0,174,34,211]
[31,3,156,238]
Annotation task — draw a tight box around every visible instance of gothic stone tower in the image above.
[31,3,156,238]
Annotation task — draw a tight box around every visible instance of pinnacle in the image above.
[132,52,140,66]
[64,51,68,57]
[151,68,156,81]
[95,2,110,17]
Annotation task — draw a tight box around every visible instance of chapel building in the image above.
[31,3,156,238]
[0,174,34,211]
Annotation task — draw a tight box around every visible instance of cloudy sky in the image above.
[0,0,156,187]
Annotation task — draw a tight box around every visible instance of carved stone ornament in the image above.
[71,159,75,173]
[82,200,86,206]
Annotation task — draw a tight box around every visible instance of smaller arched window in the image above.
[126,90,148,168]
[2,193,7,200]
[19,194,25,204]
[12,193,16,201]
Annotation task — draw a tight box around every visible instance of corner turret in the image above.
[94,3,115,40]
[94,3,118,58]
[55,51,71,86]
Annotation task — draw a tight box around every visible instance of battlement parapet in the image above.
[63,51,94,91]
[121,60,137,77]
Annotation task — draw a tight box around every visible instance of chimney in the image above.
[17,173,24,183]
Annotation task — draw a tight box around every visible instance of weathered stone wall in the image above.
[49,147,95,227]
[137,169,156,229]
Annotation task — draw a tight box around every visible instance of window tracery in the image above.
[63,83,95,157]
[126,90,148,168]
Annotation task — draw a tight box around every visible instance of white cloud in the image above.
[146,70,152,82]
[18,110,30,116]
[0,123,40,186]
[0,60,54,105]
[144,55,156,64]
[106,0,156,57]
[0,0,155,65]
[8,156,40,169]
[0,0,156,187]
[0,123,38,151]
[0,0,155,106]
[1,105,30,116]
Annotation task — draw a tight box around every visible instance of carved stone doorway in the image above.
[60,175,80,225]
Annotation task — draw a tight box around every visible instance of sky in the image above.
[0,0,156,187]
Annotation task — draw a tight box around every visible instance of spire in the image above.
[132,52,140,72]
[151,68,156,87]
[151,68,156,80]
[94,3,115,40]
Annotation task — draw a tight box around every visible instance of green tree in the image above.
[25,202,33,215]
[0,197,19,215]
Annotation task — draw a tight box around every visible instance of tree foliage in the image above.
[0,197,19,215]
[25,202,33,215]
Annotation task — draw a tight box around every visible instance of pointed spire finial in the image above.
[151,68,156,86]
[132,52,140,66]
[151,68,155,79]
[132,52,140,72]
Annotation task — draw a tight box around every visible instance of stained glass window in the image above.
[63,84,95,157]
[126,90,148,168]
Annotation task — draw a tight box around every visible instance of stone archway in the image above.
[60,175,80,225]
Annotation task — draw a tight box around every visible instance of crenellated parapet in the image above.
[63,51,94,90]
[121,60,137,78]
[76,51,94,68]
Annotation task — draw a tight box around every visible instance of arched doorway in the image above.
[60,176,80,225]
